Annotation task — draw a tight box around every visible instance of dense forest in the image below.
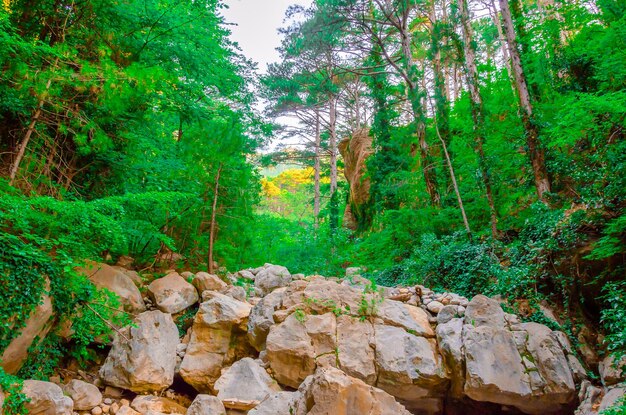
[0,0,625,413]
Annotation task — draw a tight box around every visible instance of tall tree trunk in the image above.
[499,0,551,201]
[490,0,514,83]
[430,0,451,198]
[329,95,338,195]
[314,109,321,222]
[208,163,222,274]
[402,29,440,207]
[459,0,499,238]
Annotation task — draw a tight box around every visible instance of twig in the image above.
[85,304,130,342]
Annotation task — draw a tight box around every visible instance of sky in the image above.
[221,0,311,74]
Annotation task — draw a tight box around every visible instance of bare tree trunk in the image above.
[208,163,223,274]
[499,0,551,201]
[329,95,338,195]
[314,109,321,222]
[8,78,52,185]
[459,0,499,238]
[490,0,514,82]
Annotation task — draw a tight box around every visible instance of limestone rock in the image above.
[436,317,465,398]
[148,273,199,314]
[186,395,226,415]
[298,367,412,415]
[376,300,434,337]
[374,324,448,414]
[131,396,187,414]
[237,270,256,282]
[247,288,285,351]
[462,295,578,414]
[192,273,228,294]
[247,392,301,415]
[80,262,146,314]
[254,265,292,296]
[599,386,626,413]
[99,310,179,393]
[221,285,247,302]
[426,301,444,314]
[1,278,54,374]
[179,292,253,392]
[214,358,281,410]
[336,315,376,384]
[63,380,102,410]
[266,313,316,388]
[23,380,73,415]
[117,407,141,415]
[599,354,626,387]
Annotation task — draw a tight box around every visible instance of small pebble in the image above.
[104,398,113,405]
[120,399,130,407]
[101,405,110,414]
[91,407,103,415]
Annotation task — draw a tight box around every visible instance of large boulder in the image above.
[179,292,253,392]
[99,310,179,393]
[1,278,54,374]
[131,395,187,414]
[599,354,626,387]
[148,273,199,314]
[462,295,578,414]
[214,358,281,411]
[62,379,102,410]
[247,288,285,351]
[373,324,448,414]
[192,272,228,294]
[247,392,301,415]
[186,395,226,415]
[336,315,376,384]
[297,367,412,415]
[254,265,292,296]
[80,261,146,313]
[23,380,73,415]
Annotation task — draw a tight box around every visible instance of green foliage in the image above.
[601,280,626,360]
[0,367,28,415]
[601,396,626,415]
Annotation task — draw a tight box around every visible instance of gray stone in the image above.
[254,265,292,296]
[63,380,102,411]
[148,273,199,314]
[214,358,281,411]
[186,395,226,415]
[23,380,73,415]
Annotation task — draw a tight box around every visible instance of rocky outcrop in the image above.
[82,264,590,415]
[130,395,187,414]
[100,310,179,393]
[179,292,253,392]
[148,273,199,314]
[338,129,372,230]
[23,380,73,415]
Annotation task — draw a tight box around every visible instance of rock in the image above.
[92,407,103,415]
[131,396,187,414]
[373,324,447,414]
[266,313,317,388]
[237,270,256,282]
[186,395,226,415]
[214,358,281,410]
[376,300,434,337]
[1,277,55,374]
[179,292,253,392]
[336,315,376,384]
[345,267,362,277]
[23,380,73,415]
[574,380,603,415]
[599,386,626,413]
[148,273,199,314]
[247,392,301,415]
[221,286,247,302]
[192,273,228,293]
[298,367,412,415]
[248,288,285,351]
[436,317,465,398]
[116,408,140,415]
[80,262,146,314]
[254,265,292,296]
[426,301,444,314]
[63,380,102,411]
[462,295,577,414]
[436,305,458,325]
[599,354,626,387]
[99,310,179,393]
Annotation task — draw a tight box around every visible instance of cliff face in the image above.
[339,129,372,230]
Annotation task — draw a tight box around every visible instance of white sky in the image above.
[222,0,312,74]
